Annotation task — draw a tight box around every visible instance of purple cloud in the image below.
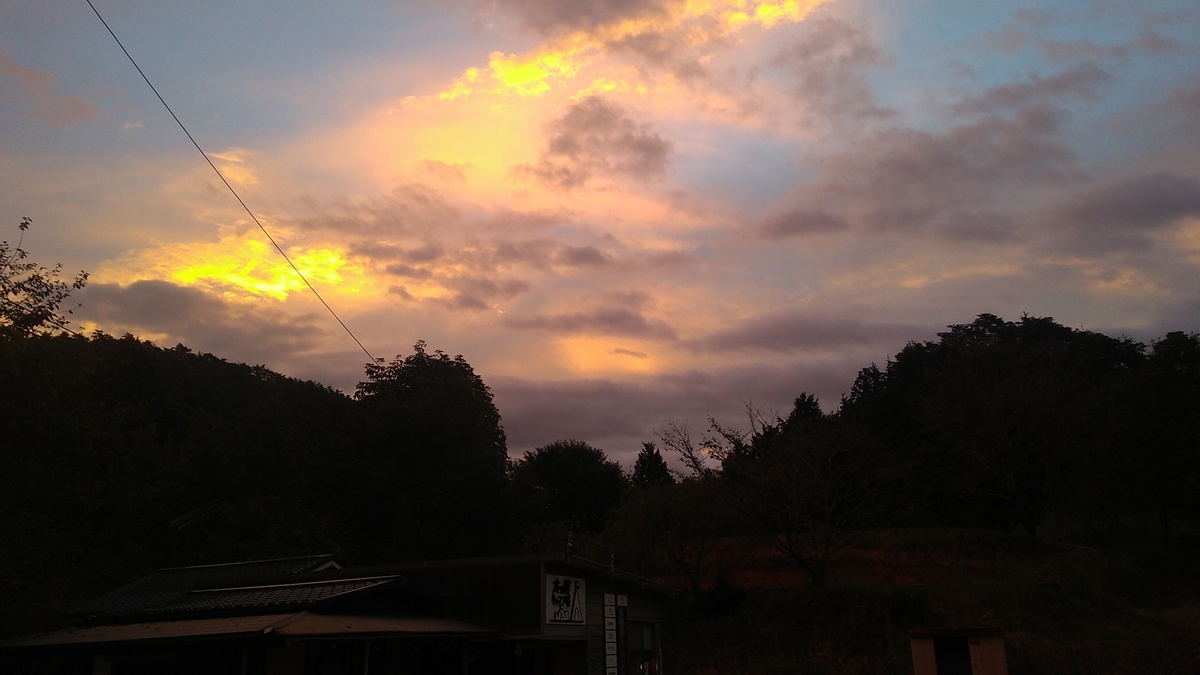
[516,97,673,190]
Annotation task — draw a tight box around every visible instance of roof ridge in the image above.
[191,575,399,593]
[158,553,335,572]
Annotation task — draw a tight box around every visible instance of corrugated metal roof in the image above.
[143,577,397,616]
[0,614,296,648]
[72,555,351,620]
[0,612,497,649]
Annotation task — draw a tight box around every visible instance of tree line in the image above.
[3,220,1199,633]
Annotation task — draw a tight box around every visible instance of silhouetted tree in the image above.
[666,397,900,587]
[841,314,1146,535]
[347,341,511,561]
[511,439,628,534]
[602,479,731,591]
[1137,331,1200,539]
[631,442,674,488]
[1,218,88,339]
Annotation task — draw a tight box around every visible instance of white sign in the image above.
[546,575,586,624]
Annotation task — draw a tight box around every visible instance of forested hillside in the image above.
[3,306,1199,672]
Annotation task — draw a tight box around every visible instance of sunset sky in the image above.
[3,0,1199,464]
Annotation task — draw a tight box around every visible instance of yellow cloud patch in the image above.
[489,48,589,96]
[100,229,372,302]
[174,240,355,300]
[437,0,831,100]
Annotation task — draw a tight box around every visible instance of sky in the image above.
[3,0,1199,465]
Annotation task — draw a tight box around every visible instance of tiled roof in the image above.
[72,555,390,621]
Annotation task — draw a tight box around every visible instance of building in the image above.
[909,627,1009,675]
[0,552,682,675]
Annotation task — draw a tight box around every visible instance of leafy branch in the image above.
[1,217,89,338]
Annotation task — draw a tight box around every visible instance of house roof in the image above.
[377,552,686,599]
[75,552,681,624]
[0,612,497,650]
[70,554,407,622]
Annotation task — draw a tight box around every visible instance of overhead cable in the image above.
[84,0,376,363]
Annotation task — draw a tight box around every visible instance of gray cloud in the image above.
[611,347,647,358]
[442,275,533,310]
[756,209,847,240]
[77,280,330,364]
[950,62,1112,115]
[1047,172,1200,251]
[770,15,893,130]
[807,104,1079,239]
[690,313,920,355]
[516,96,673,190]
[0,47,98,127]
[297,184,461,237]
[982,7,1184,63]
[504,304,678,340]
[489,0,670,37]
[556,244,613,267]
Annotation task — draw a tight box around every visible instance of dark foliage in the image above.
[1,218,88,339]
[346,341,512,561]
[631,441,674,488]
[510,439,628,534]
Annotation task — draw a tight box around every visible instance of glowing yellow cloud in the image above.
[437,0,831,100]
[172,241,344,300]
[99,229,375,303]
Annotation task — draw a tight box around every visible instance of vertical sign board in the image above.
[546,575,586,624]
[604,593,619,675]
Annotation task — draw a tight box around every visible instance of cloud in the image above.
[0,47,98,127]
[756,209,847,240]
[492,355,882,460]
[1047,172,1200,252]
[297,184,463,237]
[515,96,673,189]
[690,313,919,355]
[982,8,1184,63]
[949,62,1112,115]
[798,105,1078,241]
[505,304,678,339]
[770,14,893,129]
[77,280,330,364]
[490,0,672,36]
[421,160,467,183]
[208,148,263,187]
[441,0,831,102]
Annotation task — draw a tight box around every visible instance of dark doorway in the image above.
[932,636,972,675]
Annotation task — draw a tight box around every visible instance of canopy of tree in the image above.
[3,304,1198,628]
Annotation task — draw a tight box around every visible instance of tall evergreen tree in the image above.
[631,442,674,488]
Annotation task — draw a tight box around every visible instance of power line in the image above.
[78,3,595,552]
[84,0,376,364]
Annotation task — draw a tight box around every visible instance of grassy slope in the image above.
[658,525,1200,674]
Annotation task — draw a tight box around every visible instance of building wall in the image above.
[968,637,1008,675]
[910,636,1009,675]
